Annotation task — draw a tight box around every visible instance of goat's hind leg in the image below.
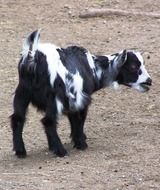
[68,108,88,150]
[41,99,67,157]
[10,84,30,158]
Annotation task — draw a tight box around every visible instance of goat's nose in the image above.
[146,78,152,86]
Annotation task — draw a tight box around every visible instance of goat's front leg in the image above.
[68,108,88,150]
[10,84,30,158]
[41,99,67,157]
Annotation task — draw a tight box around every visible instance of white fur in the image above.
[112,51,127,70]
[66,71,86,110]
[131,84,146,92]
[86,52,97,78]
[86,52,95,70]
[111,81,119,90]
[135,52,144,64]
[22,41,29,59]
[32,29,41,56]
[96,66,103,79]
[57,59,69,82]
[38,43,60,85]
[105,54,116,61]
[106,54,118,71]
[38,43,86,110]
[56,97,63,114]
[135,52,150,83]
[22,29,41,63]
[73,71,84,109]
[136,63,150,84]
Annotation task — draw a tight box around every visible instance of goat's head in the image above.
[110,50,152,92]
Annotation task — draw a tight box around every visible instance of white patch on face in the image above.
[136,63,150,84]
[56,97,63,115]
[133,52,150,84]
[129,52,151,92]
[135,52,150,84]
[38,43,60,85]
[135,52,143,64]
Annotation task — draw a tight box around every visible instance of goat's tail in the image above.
[22,29,41,61]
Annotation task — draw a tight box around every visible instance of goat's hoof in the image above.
[54,148,67,157]
[74,141,88,150]
[15,150,27,158]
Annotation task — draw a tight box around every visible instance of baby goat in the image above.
[11,30,152,158]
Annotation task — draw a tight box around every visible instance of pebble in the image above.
[64,4,71,9]
[68,11,72,15]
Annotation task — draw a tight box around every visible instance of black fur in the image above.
[11,46,94,157]
[11,31,151,158]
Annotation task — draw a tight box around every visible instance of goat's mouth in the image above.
[139,82,152,91]
[123,81,152,92]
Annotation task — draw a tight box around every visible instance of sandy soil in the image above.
[0,0,160,189]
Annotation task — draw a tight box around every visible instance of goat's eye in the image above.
[129,63,140,73]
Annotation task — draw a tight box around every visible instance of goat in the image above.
[11,30,152,158]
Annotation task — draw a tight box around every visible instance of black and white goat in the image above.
[11,30,152,158]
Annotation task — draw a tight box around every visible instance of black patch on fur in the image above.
[57,46,98,93]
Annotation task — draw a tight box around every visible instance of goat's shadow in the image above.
[1,142,76,170]
[1,137,112,172]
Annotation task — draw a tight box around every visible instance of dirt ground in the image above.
[0,0,160,189]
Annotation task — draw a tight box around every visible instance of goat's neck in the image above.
[94,60,119,91]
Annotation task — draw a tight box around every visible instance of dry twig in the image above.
[79,8,160,19]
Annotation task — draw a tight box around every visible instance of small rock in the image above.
[68,11,72,15]
[147,55,150,59]
[144,52,151,59]
[81,171,84,175]
[64,4,71,9]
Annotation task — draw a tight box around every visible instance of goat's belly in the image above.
[31,98,47,111]
[30,90,48,111]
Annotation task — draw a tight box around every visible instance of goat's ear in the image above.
[115,50,127,68]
